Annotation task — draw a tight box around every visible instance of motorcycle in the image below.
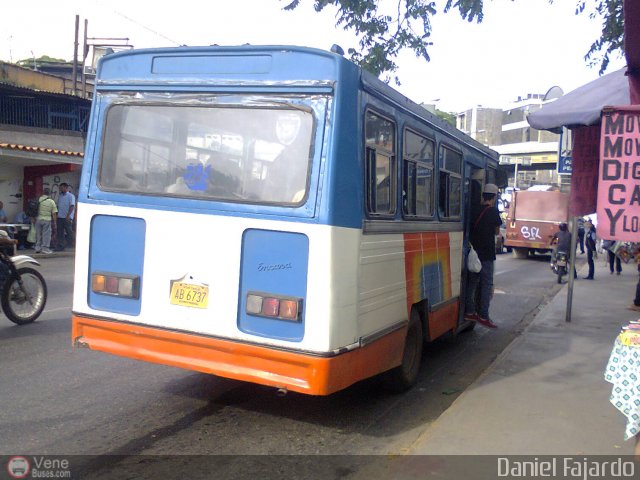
[551,250,569,284]
[0,240,47,325]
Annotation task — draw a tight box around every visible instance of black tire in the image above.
[382,309,424,393]
[2,267,47,325]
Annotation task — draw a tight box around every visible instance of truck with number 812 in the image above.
[504,190,570,258]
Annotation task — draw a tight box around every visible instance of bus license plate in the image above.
[170,283,209,309]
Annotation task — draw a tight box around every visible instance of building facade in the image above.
[0,62,89,221]
[456,88,568,191]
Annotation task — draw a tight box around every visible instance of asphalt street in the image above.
[0,251,580,477]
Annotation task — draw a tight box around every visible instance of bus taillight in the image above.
[92,272,140,299]
[246,293,302,322]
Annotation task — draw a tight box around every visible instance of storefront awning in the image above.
[527,68,630,133]
[0,143,84,166]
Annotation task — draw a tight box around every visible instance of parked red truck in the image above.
[504,190,570,258]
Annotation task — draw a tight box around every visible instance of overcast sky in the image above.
[1,0,626,112]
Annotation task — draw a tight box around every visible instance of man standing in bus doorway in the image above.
[54,183,75,251]
[464,183,503,329]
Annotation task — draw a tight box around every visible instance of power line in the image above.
[108,8,182,46]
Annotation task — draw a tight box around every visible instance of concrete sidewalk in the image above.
[410,256,640,455]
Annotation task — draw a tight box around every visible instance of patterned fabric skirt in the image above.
[605,336,640,440]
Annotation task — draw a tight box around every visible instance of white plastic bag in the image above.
[467,245,482,273]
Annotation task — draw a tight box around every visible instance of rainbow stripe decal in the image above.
[403,232,454,316]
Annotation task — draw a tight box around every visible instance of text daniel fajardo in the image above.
[498,457,634,479]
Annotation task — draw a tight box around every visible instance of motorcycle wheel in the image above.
[1,267,47,325]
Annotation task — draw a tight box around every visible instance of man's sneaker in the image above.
[464,312,480,322]
[628,304,640,312]
[477,317,498,329]
[41,248,53,254]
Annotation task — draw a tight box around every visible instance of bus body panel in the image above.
[74,204,464,354]
[74,204,364,353]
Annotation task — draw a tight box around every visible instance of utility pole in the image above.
[72,15,79,96]
[82,18,88,98]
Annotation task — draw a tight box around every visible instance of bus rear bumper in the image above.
[72,314,405,396]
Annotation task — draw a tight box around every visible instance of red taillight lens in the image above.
[261,297,280,317]
[106,276,119,294]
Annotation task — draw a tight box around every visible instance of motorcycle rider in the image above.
[551,223,577,279]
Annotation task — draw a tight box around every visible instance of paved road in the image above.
[0,252,580,475]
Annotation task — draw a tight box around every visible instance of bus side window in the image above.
[438,146,462,219]
[365,111,396,217]
[403,129,434,218]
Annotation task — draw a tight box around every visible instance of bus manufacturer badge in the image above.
[170,274,209,309]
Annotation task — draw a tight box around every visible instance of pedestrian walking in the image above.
[603,240,623,275]
[34,188,57,254]
[0,201,7,223]
[583,220,597,280]
[577,217,585,254]
[54,182,75,251]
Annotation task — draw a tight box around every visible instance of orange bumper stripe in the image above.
[72,315,406,396]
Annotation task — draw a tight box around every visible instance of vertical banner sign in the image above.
[557,127,573,175]
[597,107,640,241]
[570,126,600,217]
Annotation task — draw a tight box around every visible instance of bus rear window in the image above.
[99,103,314,206]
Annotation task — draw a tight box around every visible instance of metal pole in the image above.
[72,15,79,96]
[82,19,88,98]
[565,216,579,322]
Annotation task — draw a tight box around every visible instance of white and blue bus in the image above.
[72,45,501,395]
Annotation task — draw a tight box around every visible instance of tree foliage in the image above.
[283,0,624,79]
[575,0,624,74]
[16,55,68,68]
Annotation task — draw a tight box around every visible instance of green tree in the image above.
[283,0,624,78]
[435,108,456,126]
[16,55,68,68]
[577,0,624,74]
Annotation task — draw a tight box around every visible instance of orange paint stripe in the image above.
[72,314,406,396]
[428,301,459,340]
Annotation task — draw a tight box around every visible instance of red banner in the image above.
[570,126,600,217]
[597,106,640,240]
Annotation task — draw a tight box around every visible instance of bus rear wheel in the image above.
[381,309,423,393]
